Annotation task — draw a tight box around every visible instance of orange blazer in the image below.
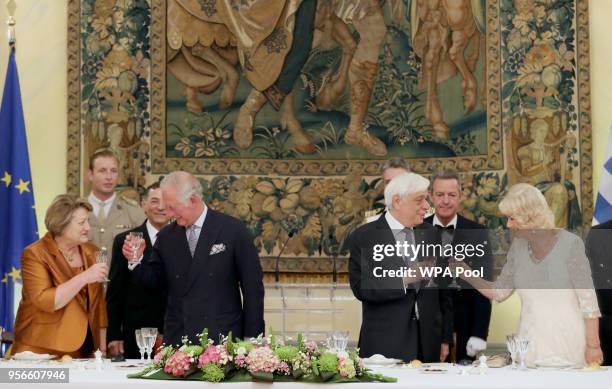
[13,233,107,356]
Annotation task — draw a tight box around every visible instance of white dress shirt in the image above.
[186,206,208,244]
[432,214,458,229]
[88,192,116,219]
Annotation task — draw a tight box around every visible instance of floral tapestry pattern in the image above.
[67,0,594,277]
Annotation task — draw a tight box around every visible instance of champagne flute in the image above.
[128,232,144,264]
[135,329,145,362]
[95,249,110,282]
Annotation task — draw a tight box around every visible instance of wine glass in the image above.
[128,232,144,264]
[506,335,518,369]
[95,250,110,282]
[332,331,349,352]
[142,328,159,361]
[447,257,461,290]
[517,337,530,370]
[135,329,145,362]
[424,256,439,288]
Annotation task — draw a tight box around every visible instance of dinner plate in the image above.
[571,366,607,373]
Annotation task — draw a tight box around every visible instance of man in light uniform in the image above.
[87,150,145,256]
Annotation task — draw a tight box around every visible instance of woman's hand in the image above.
[585,344,604,365]
[82,263,109,284]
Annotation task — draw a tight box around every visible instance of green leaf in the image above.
[250,371,274,382]
[227,331,234,355]
[199,329,209,348]
[292,369,304,379]
[320,371,335,381]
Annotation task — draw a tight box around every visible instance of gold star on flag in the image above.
[8,267,20,283]
[1,171,11,187]
[15,179,30,194]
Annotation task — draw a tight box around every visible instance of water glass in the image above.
[135,329,145,362]
[95,250,110,282]
[517,338,530,370]
[128,232,144,263]
[141,327,158,361]
[331,331,349,352]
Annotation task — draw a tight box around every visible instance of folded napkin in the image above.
[13,351,55,360]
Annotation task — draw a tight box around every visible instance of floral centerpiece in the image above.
[128,329,396,383]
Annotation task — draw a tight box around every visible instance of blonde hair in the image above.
[384,172,430,208]
[498,183,555,229]
[45,194,92,237]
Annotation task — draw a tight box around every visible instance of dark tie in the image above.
[435,224,455,231]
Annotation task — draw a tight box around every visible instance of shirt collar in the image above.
[146,219,160,245]
[385,211,409,231]
[191,205,208,229]
[88,192,116,206]
[433,213,458,229]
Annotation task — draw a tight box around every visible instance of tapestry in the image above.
[67,0,594,279]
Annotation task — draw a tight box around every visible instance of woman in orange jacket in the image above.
[13,194,108,357]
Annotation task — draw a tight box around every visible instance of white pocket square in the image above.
[209,243,226,255]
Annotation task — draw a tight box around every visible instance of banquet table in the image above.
[0,359,609,389]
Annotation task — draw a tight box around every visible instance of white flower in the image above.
[337,351,349,360]
[237,346,246,355]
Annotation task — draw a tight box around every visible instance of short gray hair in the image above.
[382,157,410,173]
[384,172,430,208]
[161,171,203,204]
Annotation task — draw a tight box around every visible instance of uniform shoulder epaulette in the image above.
[119,195,139,207]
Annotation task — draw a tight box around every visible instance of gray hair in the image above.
[430,171,462,191]
[384,172,430,208]
[161,171,203,204]
[382,157,411,173]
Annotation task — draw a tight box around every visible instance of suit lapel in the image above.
[140,222,153,258]
[374,213,411,273]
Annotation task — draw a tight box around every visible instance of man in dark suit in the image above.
[424,171,494,362]
[349,172,453,362]
[124,171,265,346]
[106,182,169,358]
[585,219,612,365]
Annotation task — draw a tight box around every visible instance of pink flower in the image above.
[198,346,221,367]
[304,341,318,354]
[245,346,281,374]
[234,354,247,369]
[164,351,193,377]
[277,361,290,375]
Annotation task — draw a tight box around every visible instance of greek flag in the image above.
[593,126,612,225]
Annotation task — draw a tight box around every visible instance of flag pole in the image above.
[6,0,15,47]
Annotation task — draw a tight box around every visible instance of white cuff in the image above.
[127,255,143,271]
[466,336,487,357]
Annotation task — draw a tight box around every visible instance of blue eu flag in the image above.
[0,47,38,331]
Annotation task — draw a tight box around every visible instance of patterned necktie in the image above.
[187,225,198,257]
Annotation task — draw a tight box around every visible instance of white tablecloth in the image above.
[0,360,609,389]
